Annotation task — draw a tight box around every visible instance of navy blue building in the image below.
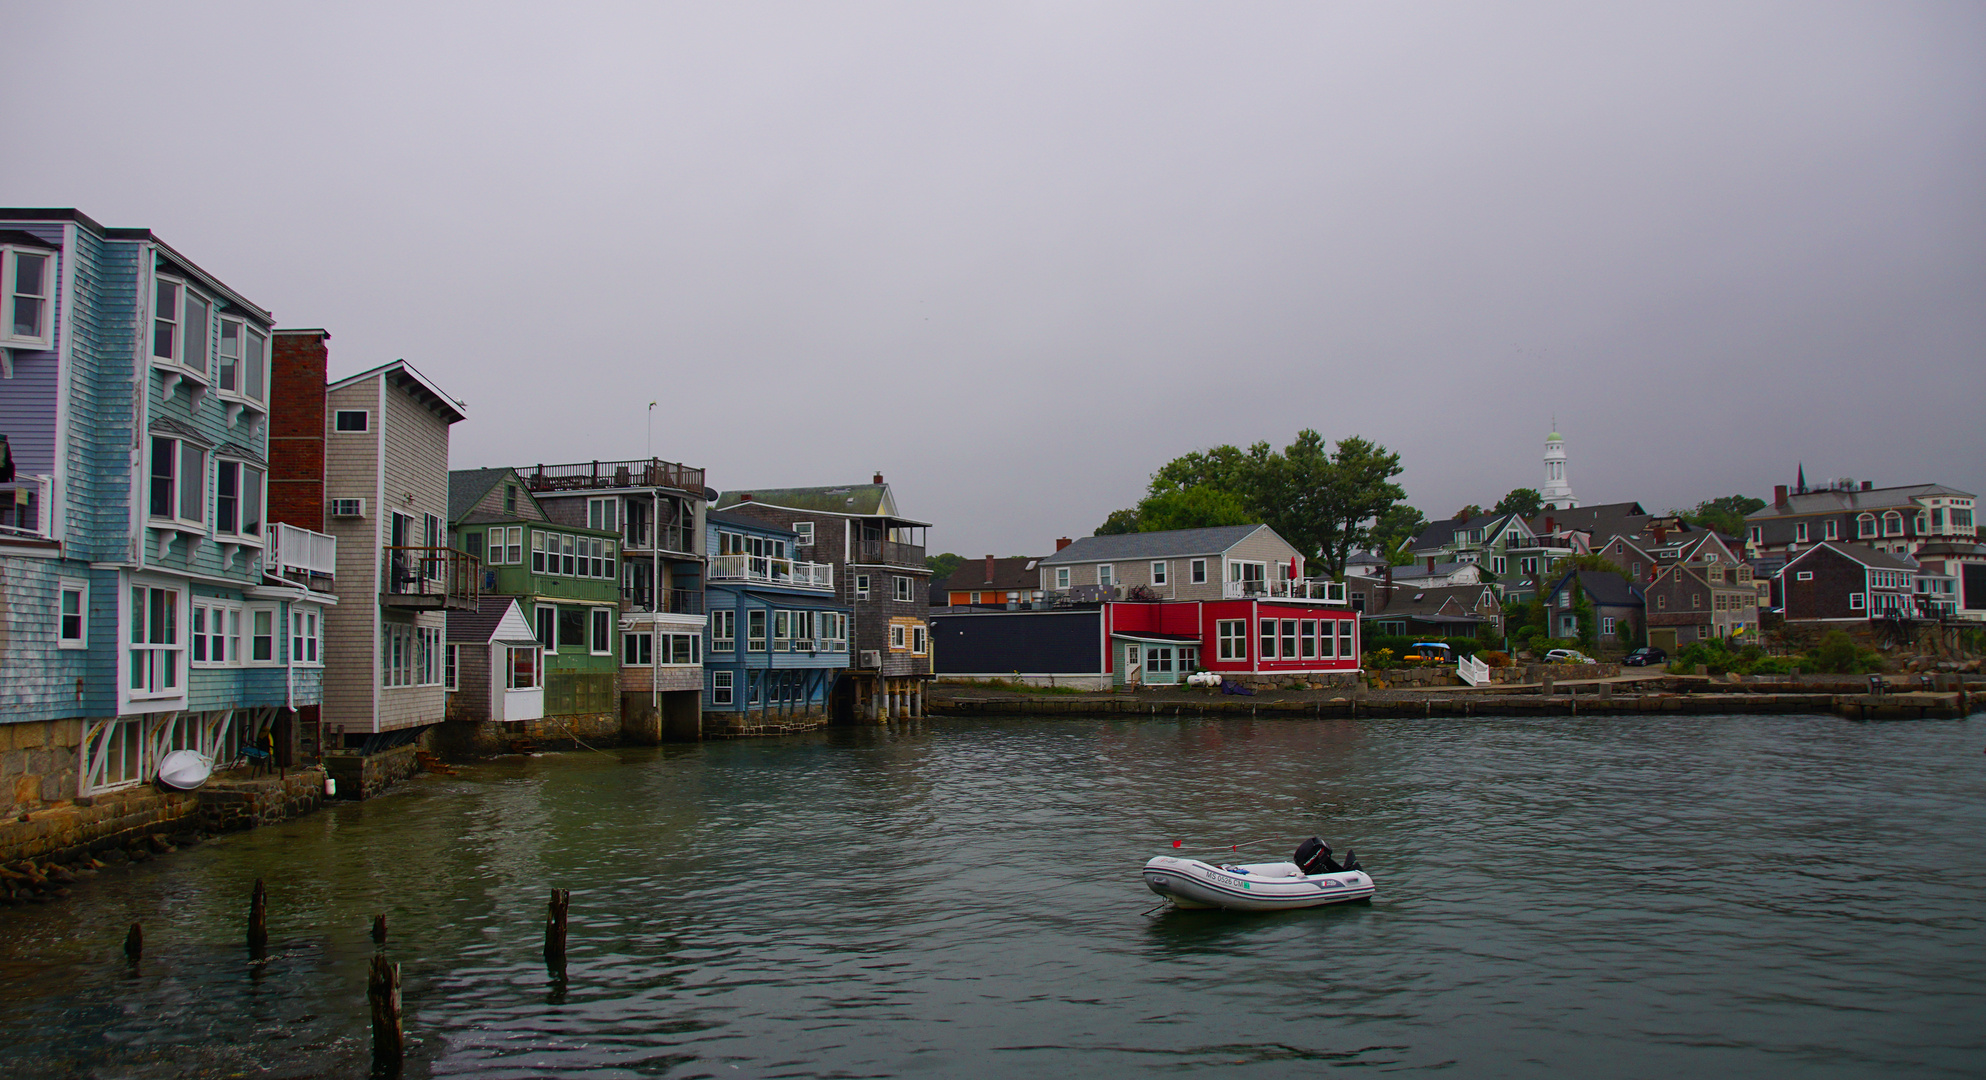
[702,511,851,730]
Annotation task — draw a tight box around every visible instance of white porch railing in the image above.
[1458,654,1490,687]
[270,522,337,578]
[707,553,834,590]
[1222,578,1348,603]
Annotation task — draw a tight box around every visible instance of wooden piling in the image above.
[123,922,142,960]
[367,953,403,1078]
[247,878,268,954]
[544,888,570,972]
[372,914,388,945]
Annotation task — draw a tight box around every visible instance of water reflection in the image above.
[0,714,1979,1078]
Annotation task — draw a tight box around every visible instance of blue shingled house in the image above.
[701,510,851,732]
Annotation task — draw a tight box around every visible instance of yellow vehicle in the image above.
[1402,642,1456,665]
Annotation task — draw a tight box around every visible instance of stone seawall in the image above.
[429,711,622,758]
[323,745,421,800]
[197,769,327,833]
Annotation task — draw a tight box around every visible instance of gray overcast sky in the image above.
[9,2,1983,555]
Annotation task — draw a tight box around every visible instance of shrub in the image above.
[1804,630,1883,674]
[1366,647,1400,670]
[1481,650,1512,668]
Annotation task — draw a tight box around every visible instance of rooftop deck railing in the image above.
[708,553,834,590]
[525,458,706,495]
[1223,579,1348,603]
[855,538,925,567]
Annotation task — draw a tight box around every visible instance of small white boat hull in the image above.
[1143,856,1374,911]
[157,749,214,791]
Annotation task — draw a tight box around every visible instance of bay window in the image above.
[508,645,540,689]
[150,436,206,525]
[153,277,211,375]
[215,460,265,538]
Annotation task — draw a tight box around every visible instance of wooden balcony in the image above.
[855,538,925,568]
[524,458,705,496]
[381,546,480,610]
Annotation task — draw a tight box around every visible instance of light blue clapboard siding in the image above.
[64,229,139,566]
[0,558,93,724]
[0,353,57,476]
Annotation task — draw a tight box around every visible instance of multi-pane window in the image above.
[793,521,814,546]
[624,631,653,666]
[1258,619,1277,660]
[536,604,557,652]
[217,319,267,399]
[1191,560,1206,584]
[292,609,322,666]
[747,609,767,652]
[445,644,459,691]
[153,278,211,375]
[1151,561,1167,585]
[1319,620,1336,658]
[591,607,612,655]
[532,532,548,573]
[711,670,734,706]
[773,610,791,651]
[889,623,907,650]
[59,580,86,647]
[191,600,238,665]
[1339,621,1354,658]
[1217,620,1247,660]
[856,574,870,599]
[1883,511,1904,537]
[508,645,540,689]
[710,609,736,652]
[911,624,927,656]
[894,576,912,602]
[215,460,265,538]
[1097,565,1114,588]
[1300,620,1318,659]
[3,246,53,347]
[1055,567,1070,589]
[149,437,205,524]
[129,584,182,696]
[588,497,618,535]
[1280,620,1297,659]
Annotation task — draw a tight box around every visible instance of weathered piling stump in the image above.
[368,953,403,1078]
[372,913,388,945]
[247,878,269,956]
[544,888,570,975]
[124,922,142,960]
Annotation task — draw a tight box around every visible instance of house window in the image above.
[1559,591,1571,609]
[1191,559,1207,584]
[1492,557,1507,575]
[591,607,613,655]
[216,319,267,402]
[711,609,736,652]
[1824,520,1839,541]
[1217,619,1247,661]
[890,623,907,650]
[508,645,540,689]
[1151,561,1167,585]
[149,436,206,525]
[1749,525,1762,545]
[536,604,557,652]
[504,485,517,514]
[588,497,619,534]
[1795,523,1808,544]
[1856,513,1876,538]
[503,526,523,565]
[152,278,210,375]
[2,246,53,348]
[249,606,277,663]
[1097,564,1114,587]
[445,643,459,691]
[532,531,548,574]
[912,624,928,656]
[1657,595,1667,610]
[562,534,577,576]
[668,632,700,665]
[856,574,870,600]
[128,584,182,696]
[1259,619,1277,660]
[773,610,792,651]
[894,576,912,602]
[1280,620,1297,659]
[793,521,814,546]
[1882,511,1903,537]
[711,670,734,706]
[747,609,767,652]
[1849,593,1865,610]
[1602,616,1616,636]
[59,580,87,647]
[558,607,586,653]
[1631,561,1643,578]
[290,608,322,666]
[1339,621,1354,658]
[1055,567,1070,590]
[1300,620,1318,659]
[334,410,369,432]
[214,460,265,538]
[191,601,227,666]
[624,631,653,666]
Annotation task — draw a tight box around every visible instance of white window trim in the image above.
[445,643,460,691]
[1097,563,1114,587]
[247,603,281,666]
[1,244,56,351]
[712,670,735,706]
[590,606,614,655]
[1055,567,1070,590]
[334,409,370,432]
[291,606,324,668]
[1849,592,1865,610]
[911,624,927,656]
[148,435,208,531]
[212,457,267,544]
[536,603,559,654]
[890,623,907,650]
[1190,559,1207,584]
[792,521,814,546]
[190,598,242,668]
[58,578,87,648]
[1151,561,1167,585]
[150,274,214,383]
[126,580,187,704]
[214,316,268,407]
[893,575,912,602]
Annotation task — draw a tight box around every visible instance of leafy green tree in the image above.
[1493,487,1543,518]
[1093,508,1141,535]
[925,552,966,581]
[1452,504,1484,521]
[1371,505,1426,565]
[1676,495,1767,536]
[1134,485,1253,531]
[1572,579,1597,651]
[1311,435,1407,579]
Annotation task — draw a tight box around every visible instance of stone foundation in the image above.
[196,768,327,832]
[1,719,85,818]
[429,710,622,758]
[703,705,831,736]
[0,784,200,866]
[323,744,421,800]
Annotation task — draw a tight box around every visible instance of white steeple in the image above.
[1541,423,1578,509]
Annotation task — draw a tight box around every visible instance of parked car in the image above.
[1544,648,1597,665]
[1622,647,1667,667]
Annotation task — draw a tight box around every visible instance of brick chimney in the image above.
[739,492,753,502]
[1055,536,1073,551]
[1774,485,1787,508]
[873,471,884,485]
[984,555,996,584]
[1425,556,1436,573]
[269,329,330,530]
[1545,515,1555,534]
[1652,525,1667,544]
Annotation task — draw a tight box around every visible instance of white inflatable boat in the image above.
[1143,837,1374,911]
[156,749,214,791]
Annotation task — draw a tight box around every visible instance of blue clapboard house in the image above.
[0,209,336,818]
[701,510,851,730]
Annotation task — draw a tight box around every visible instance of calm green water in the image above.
[1,714,1981,1078]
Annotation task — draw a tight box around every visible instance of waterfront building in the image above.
[1355,582,1503,639]
[1911,540,1986,621]
[1745,479,1977,560]
[1776,542,1921,625]
[1643,562,1761,651]
[1541,570,1645,648]
[701,510,851,732]
[714,475,931,720]
[935,555,1048,611]
[446,468,622,746]
[0,208,335,817]
[518,457,709,738]
[1039,525,1308,601]
[270,339,475,795]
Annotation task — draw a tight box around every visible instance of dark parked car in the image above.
[1623,647,1667,667]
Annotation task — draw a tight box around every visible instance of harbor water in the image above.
[1,713,1980,1078]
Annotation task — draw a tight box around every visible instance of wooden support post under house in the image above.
[247,878,269,955]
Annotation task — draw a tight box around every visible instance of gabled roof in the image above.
[1526,502,1665,546]
[1781,541,1922,575]
[715,483,915,520]
[329,359,467,425]
[1040,525,1275,565]
[1747,483,1975,519]
[446,596,534,644]
[707,508,800,537]
[1409,512,1513,553]
[1352,581,1498,617]
[944,556,1043,592]
[1547,569,1644,608]
[450,467,527,523]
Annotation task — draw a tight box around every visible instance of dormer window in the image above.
[2,246,53,349]
[1882,511,1904,537]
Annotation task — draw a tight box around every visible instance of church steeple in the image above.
[1796,462,1806,495]
[1541,424,1578,510]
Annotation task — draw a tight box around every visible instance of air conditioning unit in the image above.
[860,650,881,669]
[330,498,366,518]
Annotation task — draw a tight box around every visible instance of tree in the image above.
[1452,504,1484,521]
[1093,508,1141,535]
[926,552,966,581]
[1312,436,1406,579]
[1676,495,1767,536]
[1134,485,1253,532]
[1493,487,1543,518]
[1371,505,1427,566]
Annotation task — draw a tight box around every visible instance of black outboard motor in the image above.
[1293,836,1344,875]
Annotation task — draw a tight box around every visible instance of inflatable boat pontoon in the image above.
[1143,837,1373,911]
